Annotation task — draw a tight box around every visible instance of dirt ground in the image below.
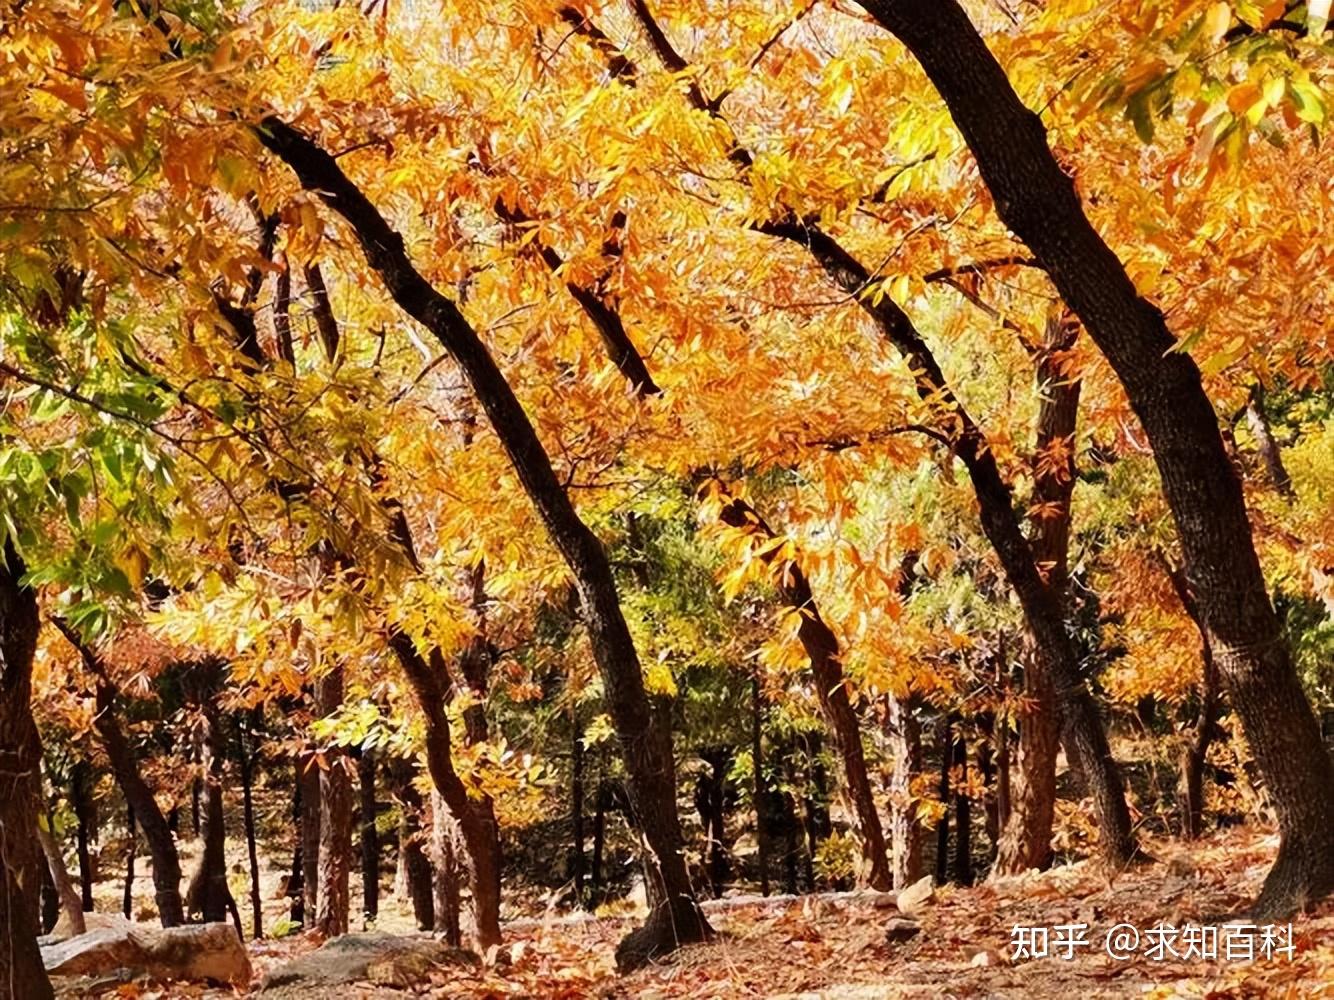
[61,822,1334,998]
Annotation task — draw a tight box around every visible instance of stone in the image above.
[259,933,476,995]
[42,921,251,986]
[895,875,934,917]
[884,918,921,944]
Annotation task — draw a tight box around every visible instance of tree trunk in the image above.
[952,727,973,886]
[70,761,96,912]
[299,753,320,923]
[39,847,58,935]
[430,791,462,947]
[260,121,709,965]
[752,675,769,896]
[1,542,54,1000]
[314,669,352,938]
[184,669,240,934]
[591,778,606,893]
[570,715,586,905]
[53,618,185,927]
[359,748,379,924]
[886,695,923,889]
[857,0,1334,915]
[240,733,263,939]
[716,497,892,890]
[1244,384,1294,498]
[390,760,434,931]
[935,717,951,884]
[36,815,85,936]
[124,803,136,919]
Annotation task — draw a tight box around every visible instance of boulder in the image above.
[42,921,251,986]
[259,933,476,995]
[895,875,934,917]
[883,918,921,945]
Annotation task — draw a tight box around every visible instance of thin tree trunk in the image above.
[935,717,951,884]
[185,666,240,934]
[123,803,136,919]
[886,695,923,889]
[752,674,769,896]
[952,728,973,886]
[571,716,586,906]
[53,619,185,928]
[260,121,709,965]
[240,732,263,939]
[36,816,85,936]
[314,668,351,937]
[70,762,96,913]
[1245,384,1294,498]
[391,760,434,931]
[857,0,1334,915]
[1,542,54,1000]
[359,748,379,924]
[591,779,607,893]
[716,497,892,890]
[299,753,320,924]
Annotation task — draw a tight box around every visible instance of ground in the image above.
[61,823,1334,998]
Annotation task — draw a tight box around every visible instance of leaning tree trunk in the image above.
[886,695,923,889]
[53,618,186,927]
[314,668,352,937]
[257,119,709,967]
[1,542,54,1000]
[856,0,1334,916]
[716,496,893,890]
[36,816,86,937]
[996,316,1079,875]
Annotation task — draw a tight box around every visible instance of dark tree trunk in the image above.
[752,675,770,896]
[358,748,379,923]
[314,669,352,937]
[240,731,263,939]
[53,619,185,927]
[390,760,434,931]
[716,497,892,890]
[299,753,320,923]
[71,762,96,912]
[591,778,607,892]
[260,121,709,966]
[694,748,732,898]
[952,728,973,886]
[856,0,1334,915]
[570,716,586,905]
[124,803,136,919]
[935,717,951,885]
[185,666,240,935]
[39,846,59,935]
[1,542,54,1000]
[886,695,923,889]
[976,720,999,852]
[430,791,462,947]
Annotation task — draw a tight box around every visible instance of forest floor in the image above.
[64,821,1334,998]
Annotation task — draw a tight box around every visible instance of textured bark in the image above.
[53,618,185,927]
[123,804,136,918]
[303,261,341,363]
[0,542,53,1000]
[857,0,1334,915]
[70,761,96,912]
[935,718,951,884]
[185,665,239,934]
[1244,384,1294,498]
[389,759,434,931]
[430,791,462,947]
[314,669,352,937]
[260,119,708,962]
[716,496,893,891]
[298,753,321,923]
[570,715,586,904]
[952,729,973,886]
[886,696,923,890]
[996,317,1079,875]
[36,811,85,936]
[239,727,263,939]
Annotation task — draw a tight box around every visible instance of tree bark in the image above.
[390,760,435,930]
[240,724,264,939]
[70,761,96,912]
[752,674,770,896]
[53,618,185,927]
[886,695,923,889]
[1244,384,1294,498]
[570,715,586,905]
[430,791,462,947]
[359,748,379,923]
[935,717,951,885]
[299,753,320,924]
[952,727,973,886]
[314,669,352,937]
[124,803,136,918]
[184,664,241,935]
[1,541,54,1000]
[857,0,1334,915]
[36,814,85,936]
[715,496,892,890]
[258,119,709,965]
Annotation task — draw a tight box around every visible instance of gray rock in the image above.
[259,933,476,994]
[41,921,251,986]
[884,918,921,945]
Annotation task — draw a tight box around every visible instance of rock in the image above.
[970,948,1001,967]
[895,875,934,917]
[259,933,476,995]
[883,918,921,944]
[42,921,251,986]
